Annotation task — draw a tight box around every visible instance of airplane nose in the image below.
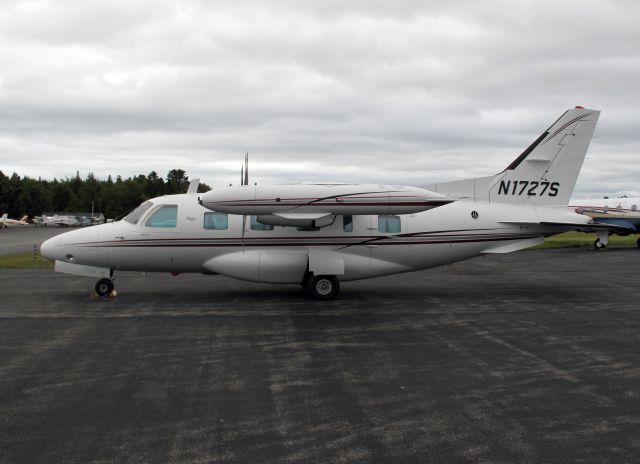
[40,236,59,260]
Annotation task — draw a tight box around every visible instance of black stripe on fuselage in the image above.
[75,233,539,249]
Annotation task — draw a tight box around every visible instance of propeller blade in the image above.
[244,152,249,186]
[241,215,247,252]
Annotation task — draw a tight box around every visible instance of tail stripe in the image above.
[543,113,592,144]
[505,131,549,171]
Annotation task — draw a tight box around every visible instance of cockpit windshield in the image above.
[123,201,153,224]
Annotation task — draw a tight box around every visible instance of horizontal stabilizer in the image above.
[481,237,543,254]
[499,220,635,234]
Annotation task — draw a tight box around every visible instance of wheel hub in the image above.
[316,279,332,296]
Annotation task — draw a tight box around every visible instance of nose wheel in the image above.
[95,278,115,297]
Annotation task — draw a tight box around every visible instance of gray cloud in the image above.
[1,0,639,197]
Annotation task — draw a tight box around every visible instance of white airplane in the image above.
[0,213,29,228]
[42,107,602,300]
[568,196,640,249]
[33,214,81,227]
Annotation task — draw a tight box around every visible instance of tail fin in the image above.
[429,107,600,205]
[1,213,7,221]
[20,215,28,223]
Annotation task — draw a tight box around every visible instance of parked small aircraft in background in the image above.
[33,214,105,227]
[0,214,29,228]
[33,214,79,227]
[42,107,603,299]
[569,196,640,249]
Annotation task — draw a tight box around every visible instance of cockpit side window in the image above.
[124,201,153,224]
[145,205,178,228]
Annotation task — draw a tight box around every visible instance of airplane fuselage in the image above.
[41,193,581,284]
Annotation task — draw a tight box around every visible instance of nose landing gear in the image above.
[94,278,116,297]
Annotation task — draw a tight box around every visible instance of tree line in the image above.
[0,169,211,220]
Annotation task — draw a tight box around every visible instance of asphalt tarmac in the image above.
[0,225,67,256]
[1,245,639,463]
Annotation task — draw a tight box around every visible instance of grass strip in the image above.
[0,252,54,269]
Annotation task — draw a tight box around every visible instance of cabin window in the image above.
[378,215,401,233]
[343,215,353,232]
[203,212,228,230]
[145,205,178,228]
[250,215,274,231]
[124,201,152,224]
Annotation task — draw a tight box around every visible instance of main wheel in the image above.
[594,238,607,250]
[305,275,340,300]
[95,278,114,297]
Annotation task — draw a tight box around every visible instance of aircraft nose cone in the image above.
[40,235,60,261]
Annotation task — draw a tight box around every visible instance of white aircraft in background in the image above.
[33,214,81,227]
[569,196,640,249]
[0,214,29,228]
[42,107,603,300]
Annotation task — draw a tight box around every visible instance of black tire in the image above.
[95,278,114,297]
[594,238,606,250]
[305,275,340,300]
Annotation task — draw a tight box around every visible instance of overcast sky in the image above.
[1,0,639,198]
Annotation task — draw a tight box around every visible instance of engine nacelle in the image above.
[201,183,453,216]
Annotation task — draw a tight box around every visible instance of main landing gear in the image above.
[302,274,340,300]
[594,238,607,250]
[94,278,115,297]
[594,230,609,251]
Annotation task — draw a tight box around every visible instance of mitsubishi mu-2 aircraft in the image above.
[42,107,603,299]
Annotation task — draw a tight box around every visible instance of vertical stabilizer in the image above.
[428,107,600,206]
